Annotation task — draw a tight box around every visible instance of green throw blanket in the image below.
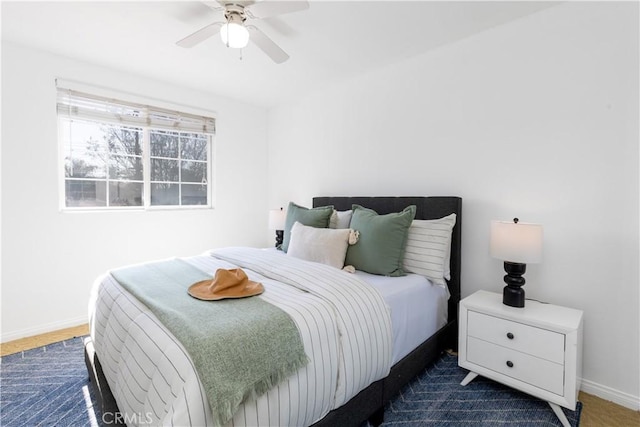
[110,259,308,426]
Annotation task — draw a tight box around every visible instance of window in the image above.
[149,130,209,206]
[57,88,215,209]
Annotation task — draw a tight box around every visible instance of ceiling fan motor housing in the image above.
[224,4,248,24]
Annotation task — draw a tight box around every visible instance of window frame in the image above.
[57,87,215,212]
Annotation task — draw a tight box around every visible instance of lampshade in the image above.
[490,220,543,264]
[268,208,286,230]
[220,21,249,49]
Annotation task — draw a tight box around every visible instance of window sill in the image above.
[60,205,213,213]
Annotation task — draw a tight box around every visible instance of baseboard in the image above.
[581,378,640,411]
[0,316,88,343]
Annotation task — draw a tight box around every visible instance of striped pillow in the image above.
[402,214,457,286]
[329,209,353,229]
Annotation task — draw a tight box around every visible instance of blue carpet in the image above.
[0,338,581,426]
[0,337,101,427]
[382,353,582,426]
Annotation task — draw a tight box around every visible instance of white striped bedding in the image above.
[89,248,393,426]
[211,247,394,407]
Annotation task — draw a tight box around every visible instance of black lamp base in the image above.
[275,230,284,248]
[502,261,527,308]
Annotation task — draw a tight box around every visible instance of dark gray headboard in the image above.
[313,196,462,322]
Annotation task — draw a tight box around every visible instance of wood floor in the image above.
[578,391,640,427]
[2,325,639,426]
[0,324,89,357]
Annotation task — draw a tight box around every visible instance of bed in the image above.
[84,196,462,426]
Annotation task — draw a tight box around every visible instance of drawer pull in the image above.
[506,332,514,340]
[506,361,514,368]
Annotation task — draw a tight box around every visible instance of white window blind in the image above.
[56,89,216,135]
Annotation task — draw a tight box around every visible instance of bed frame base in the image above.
[84,337,125,426]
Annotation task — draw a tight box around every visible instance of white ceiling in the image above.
[2,1,558,108]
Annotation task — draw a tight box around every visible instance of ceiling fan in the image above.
[176,0,309,64]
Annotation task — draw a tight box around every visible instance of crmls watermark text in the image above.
[102,412,153,425]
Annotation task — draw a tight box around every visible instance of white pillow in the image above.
[329,210,353,229]
[287,221,351,269]
[402,214,456,286]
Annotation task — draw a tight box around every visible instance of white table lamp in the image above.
[490,218,543,307]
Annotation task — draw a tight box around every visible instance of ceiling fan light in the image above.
[220,22,249,49]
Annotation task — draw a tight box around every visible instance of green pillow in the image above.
[345,204,417,276]
[281,202,334,252]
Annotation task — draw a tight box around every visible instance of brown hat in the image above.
[188,268,264,301]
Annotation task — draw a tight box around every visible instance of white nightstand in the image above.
[458,290,583,427]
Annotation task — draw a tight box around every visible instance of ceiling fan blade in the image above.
[247,25,289,63]
[202,1,225,12]
[247,0,308,19]
[176,22,224,48]
[214,0,255,8]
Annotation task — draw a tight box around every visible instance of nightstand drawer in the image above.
[467,336,565,395]
[467,310,565,364]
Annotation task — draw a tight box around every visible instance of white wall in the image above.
[1,42,269,341]
[268,2,639,408]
